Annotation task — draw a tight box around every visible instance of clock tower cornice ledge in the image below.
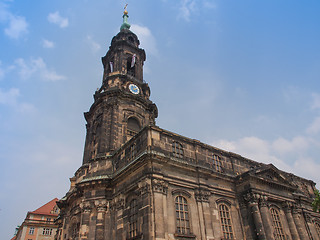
[84,89,158,122]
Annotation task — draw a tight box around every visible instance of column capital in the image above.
[259,195,269,207]
[152,179,168,195]
[80,200,94,213]
[138,181,151,195]
[292,204,302,215]
[282,201,293,212]
[194,188,211,202]
[94,199,108,212]
[243,192,261,205]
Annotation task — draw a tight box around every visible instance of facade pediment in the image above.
[238,164,296,191]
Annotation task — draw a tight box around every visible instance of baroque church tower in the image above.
[56,8,320,240]
[82,9,157,165]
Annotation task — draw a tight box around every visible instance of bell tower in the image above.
[82,9,158,164]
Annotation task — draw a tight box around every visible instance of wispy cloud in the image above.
[48,11,69,28]
[86,35,101,53]
[213,132,320,186]
[0,61,4,80]
[0,2,28,39]
[0,88,36,113]
[178,0,197,22]
[306,117,320,135]
[42,39,55,48]
[131,24,158,56]
[14,57,66,81]
[311,93,320,110]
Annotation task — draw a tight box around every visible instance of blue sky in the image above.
[1,0,320,238]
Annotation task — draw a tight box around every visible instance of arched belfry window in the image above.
[129,199,138,238]
[172,142,184,158]
[218,203,234,239]
[106,57,114,75]
[270,207,285,240]
[127,117,141,138]
[175,196,190,235]
[127,55,136,77]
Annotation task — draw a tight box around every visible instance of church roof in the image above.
[29,198,59,216]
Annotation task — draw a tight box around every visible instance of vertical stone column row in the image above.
[292,206,309,240]
[244,193,267,240]
[259,195,275,240]
[283,202,300,240]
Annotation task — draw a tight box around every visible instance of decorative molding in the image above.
[80,200,93,213]
[258,195,269,207]
[194,188,211,202]
[94,199,108,212]
[292,204,302,215]
[243,192,261,205]
[138,181,151,195]
[152,179,168,195]
[282,201,293,213]
[304,212,312,223]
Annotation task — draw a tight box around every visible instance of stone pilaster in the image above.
[292,206,309,240]
[94,199,108,240]
[259,195,275,240]
[195,189,214,239]
[152,179,168,238]
[79,200,93,240]
[283,202,300,240]
[244,193,267,240]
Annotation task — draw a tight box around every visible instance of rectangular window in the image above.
[29,227,34,235]
[43,228,53,235]
[46,218,51,222]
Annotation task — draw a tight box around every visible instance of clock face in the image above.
[129,84,140,95]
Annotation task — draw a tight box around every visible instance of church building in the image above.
[55,9,320,240]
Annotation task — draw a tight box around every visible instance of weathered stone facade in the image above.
[56,13,320,240]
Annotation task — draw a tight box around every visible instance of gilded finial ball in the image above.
[124,10,128,15]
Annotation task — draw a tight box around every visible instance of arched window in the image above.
[210,154,222,172]
[172,142,184,158]
[270,207,285,240]
[127,55,136,77]
[315,221,320,237]
[69,221,80,240]
[218,203,234,239]
[129,199,138,238]
[127,117,141,138]
[175,196,190,235]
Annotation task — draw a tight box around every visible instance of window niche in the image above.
[270,207,285,240]
[127,55,136,77]
[172,142,184,158]
[314,221,320,237]
[172,190,195,239]
[127,117,141,139]
[210,154,222,172]
[218,203,234,239]
[175,196,191,235]
[128,199,138,239]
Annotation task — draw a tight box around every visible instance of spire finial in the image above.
[120,3,131,30]
[124,3,128,15]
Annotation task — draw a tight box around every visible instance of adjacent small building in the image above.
[15,198,59,240]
